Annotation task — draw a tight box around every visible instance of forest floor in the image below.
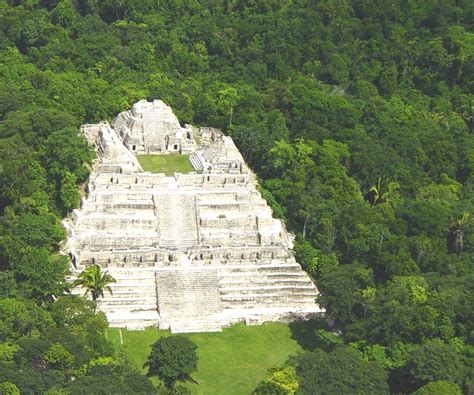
[108,321,322,394]
[136,153,195,175]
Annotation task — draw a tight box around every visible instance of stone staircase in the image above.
[155,267,223,333]
[97,267,160,329]
[219,263,318,310]
[169,320,223,333]
[70,190,159,253]
[155,194,199,249]
[189,151,207,171]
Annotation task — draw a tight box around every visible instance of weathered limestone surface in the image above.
[64,100,323,332]
[113,99,194,154]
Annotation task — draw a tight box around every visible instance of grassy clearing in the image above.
[137,153,195,175]
[108,322,317,395]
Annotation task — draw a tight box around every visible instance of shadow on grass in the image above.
[288,318,330,351]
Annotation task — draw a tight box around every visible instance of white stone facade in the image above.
[112,99,194,154]
[64,100,323,332]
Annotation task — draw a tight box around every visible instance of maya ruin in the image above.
[64,100,323,333]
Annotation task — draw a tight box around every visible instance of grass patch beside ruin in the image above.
[136,153,195,175]
[108,322,305,394]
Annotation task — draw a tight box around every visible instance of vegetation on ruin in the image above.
[73,264,116,312]
[0,0,473,393]
[137,153,196,175]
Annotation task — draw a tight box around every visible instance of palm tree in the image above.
[457,97,473,132]
[365,177,400,206]
[450,213,471,254]
[73,264,116,313]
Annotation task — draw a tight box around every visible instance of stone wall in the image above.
[112,99,193,154]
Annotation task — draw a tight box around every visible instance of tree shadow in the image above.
[288,318,330,351]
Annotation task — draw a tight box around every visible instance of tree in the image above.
[49,295,113,359]
[51,0,79,27]
[43,343,74,374]
[253,381,287,395]
[365,177,400,206]
[254,365,299,394]
[449,213,471,254]
[59,171,80,212]
[65,364,155,394]
[0,382,20,395]
[144,336,198,388]
[6,212,66,251]
[365,276,442,345]
[73,265,116,312]
[317,264,373,326]
[413,381,462,395]
[0,298,54,342]
[405,339,465,390]
[51,295,100,327]
[296,347,389,394]
[217,86,239,127]
[13,248,70,301]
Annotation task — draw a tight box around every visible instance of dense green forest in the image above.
[0,0,473,393]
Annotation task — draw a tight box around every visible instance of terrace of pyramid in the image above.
[63,99,323,333]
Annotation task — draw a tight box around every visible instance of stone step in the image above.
[108,273,156,279]
[218,261,296,269]
[159,239,197,247]
[223,261,298,268]
[222,299,317,309]
[221,293,317,302]
[225,265,302,274]
[103,290,157,298]
[106,273,156,280]
[106,271,156,279]
[189,153,205,171]
[99,202,155,210]
[220,285,316,294]
[220,278,313,287]
[105,262,157,269]
[99,298,157,305]
[76,210,156,220]
[106,310,159,320]
[220,272,309,279]
[71,287,158,300]
[94,192,155,202]
[76,212,157,221]
[101,283,156,291]
[106,310,160,329]
[168,320,222,333]
[223,303,315,311]
[100,302,158,310]
[77,222,157,232]
[159,238,198,243]
[108,280,156,286]
[266,272,310,278]
[78,236,158,250]
[108,267,157,272]
[109,284,156,291]
[99,303,158,312]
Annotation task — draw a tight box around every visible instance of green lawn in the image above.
[108,322,315,395]
[137,153,195,175]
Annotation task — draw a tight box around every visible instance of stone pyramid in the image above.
[64,100,323,332]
